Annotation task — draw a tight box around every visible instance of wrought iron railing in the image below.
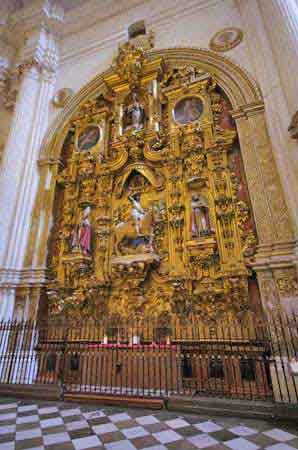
[0,314,297,403]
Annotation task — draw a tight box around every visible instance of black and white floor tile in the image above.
[0,398,297,449]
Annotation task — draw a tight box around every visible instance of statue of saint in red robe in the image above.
[71,206,92,255]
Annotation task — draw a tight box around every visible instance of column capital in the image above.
[3,0,64,46]
[1,1,63,75]
[17,26,61,76]
[1,2,63,110]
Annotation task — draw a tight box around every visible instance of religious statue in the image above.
[128,192,145,234]
[71,206,92,255]
[113,193,154,255]
[190,194,211,238]
[124,92,145,131]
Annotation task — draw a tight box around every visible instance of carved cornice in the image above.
[0,267,47,288]
[252,240,298,271]
[59,0,222,63]
[232,102,265,120]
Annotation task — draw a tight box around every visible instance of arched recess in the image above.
[115,164,164,198]
[26,46,294,293]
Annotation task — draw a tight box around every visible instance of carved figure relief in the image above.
[46,41,258,323]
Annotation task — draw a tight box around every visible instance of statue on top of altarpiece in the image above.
[123,92,145,131]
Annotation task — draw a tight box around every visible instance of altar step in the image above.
[0,383,60,401]
[64,392,164,410]
[166,395,298,423]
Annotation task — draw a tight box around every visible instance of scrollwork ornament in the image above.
[276,275,298,297]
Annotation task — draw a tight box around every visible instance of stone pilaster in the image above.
[233,103,298,315]
[233,105,294,245]
[236,0,298,239]
[0,1,63,320]
[258,0,298,116]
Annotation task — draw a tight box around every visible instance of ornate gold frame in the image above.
[74,123,102,153]
[172,94,205,126]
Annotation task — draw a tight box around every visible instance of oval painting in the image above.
[77,125,101,151]
[173,97,203,125]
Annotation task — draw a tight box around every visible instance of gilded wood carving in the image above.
[46,42,260,323]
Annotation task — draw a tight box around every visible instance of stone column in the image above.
[0,3,63,320]
[0,36,15,165]
[258,0,298,116]
[236,0,298,238]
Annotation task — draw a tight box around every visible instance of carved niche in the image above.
[46,41,258,323]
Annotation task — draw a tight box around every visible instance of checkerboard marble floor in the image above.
[0,398,297,450]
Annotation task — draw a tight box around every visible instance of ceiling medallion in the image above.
[209,28,243,53]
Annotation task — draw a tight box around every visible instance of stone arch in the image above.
[28,46,293,269]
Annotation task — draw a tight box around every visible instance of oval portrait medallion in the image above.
[173,97,203,125]
[77,125,101,151]
[210,27,243,52]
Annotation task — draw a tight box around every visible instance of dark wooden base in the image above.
[64,393,164,409]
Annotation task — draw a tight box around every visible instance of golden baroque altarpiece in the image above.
[46,42,260,323]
